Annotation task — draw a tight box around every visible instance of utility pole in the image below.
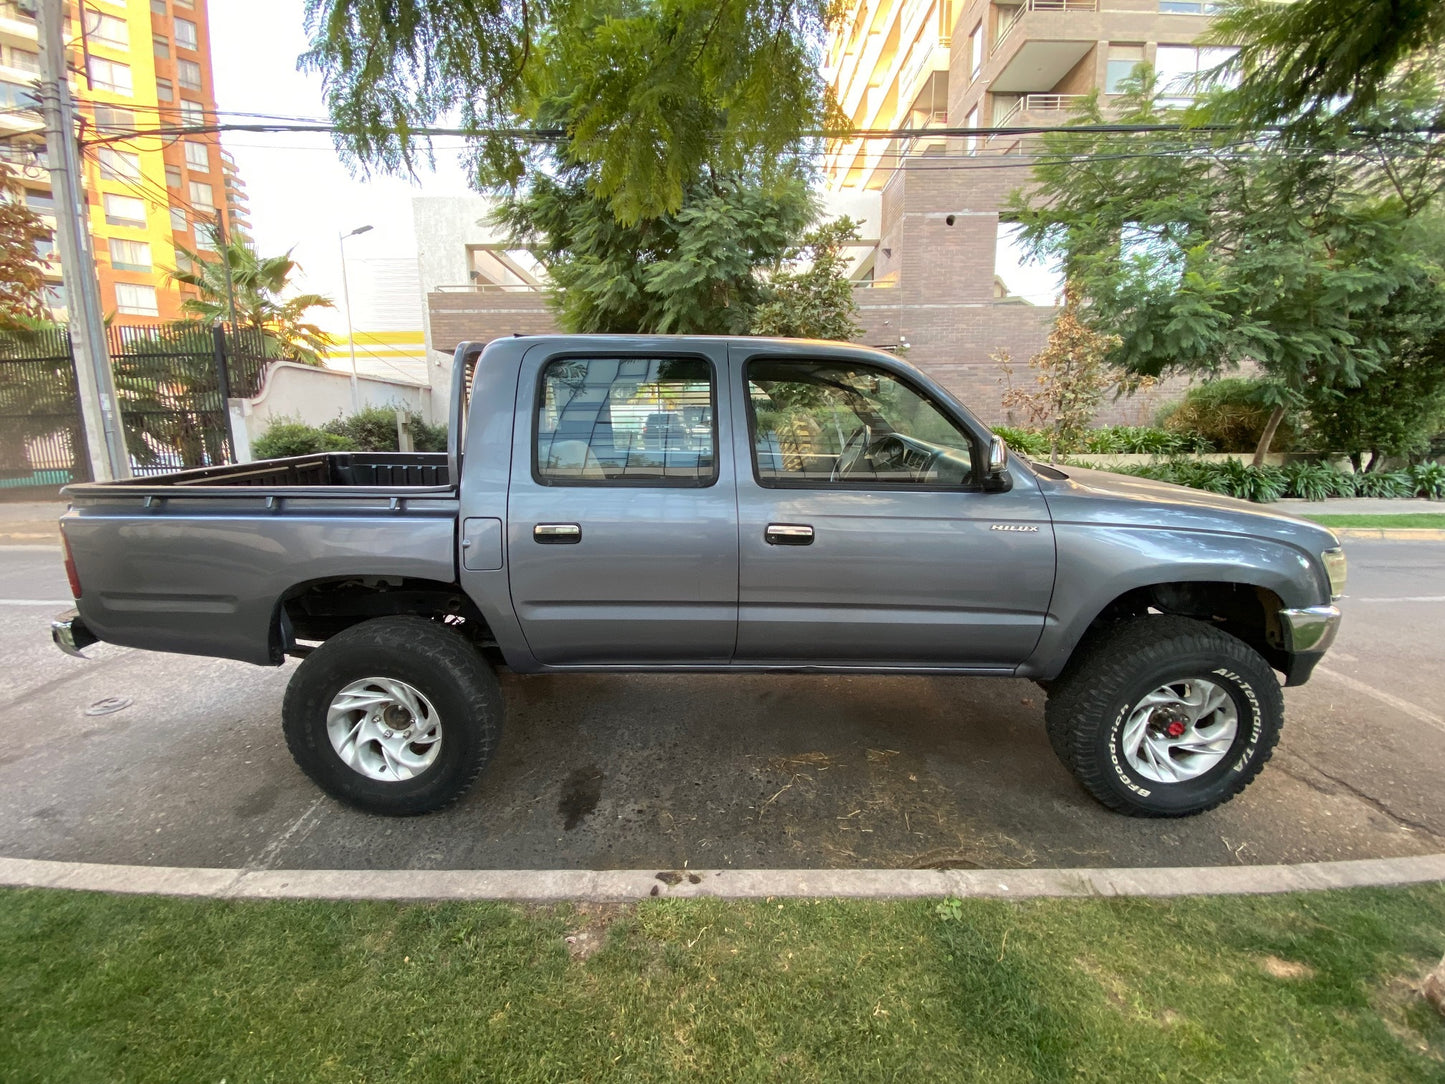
[37,0,129,480]
[339,224,373,414]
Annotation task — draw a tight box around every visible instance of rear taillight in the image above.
[62,533,81,599]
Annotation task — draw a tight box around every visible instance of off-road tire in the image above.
[1043,615,1283,817]
[282,616,502,816]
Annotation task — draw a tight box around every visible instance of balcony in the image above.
[989,0,1097,94]
[993,0,1097,51]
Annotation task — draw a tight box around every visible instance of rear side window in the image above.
[535,356,716,486]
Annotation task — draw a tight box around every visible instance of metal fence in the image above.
[0,327,91,490]
[0,324,274,489]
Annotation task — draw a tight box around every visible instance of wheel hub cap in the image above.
[1121,678,1238,785]
[326,677,442,782]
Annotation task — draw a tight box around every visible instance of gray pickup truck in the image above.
[52,335,1345,819]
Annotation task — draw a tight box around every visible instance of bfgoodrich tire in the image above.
[1044,615,1283,817]
[282,616,502,816]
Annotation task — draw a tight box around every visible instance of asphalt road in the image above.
[1,539,1443,872]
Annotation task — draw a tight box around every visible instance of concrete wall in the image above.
[228,362,433,462]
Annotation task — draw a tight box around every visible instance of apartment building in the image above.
[824,0,1223,421]
[0,0,249,324]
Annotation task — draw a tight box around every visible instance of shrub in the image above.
[1354,469,1415,498]
[322,406,403,452]
[252,421,355,459]
[1411,461,1445,499]
[1281,461,1338,501]
[993,425,1052,458]
[408,418,448,453]
[1157,379,1295,453]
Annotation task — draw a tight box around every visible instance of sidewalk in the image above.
[1274,497,1443,516]
[0,500,66,544]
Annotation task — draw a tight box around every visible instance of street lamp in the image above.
[339,224,373,413]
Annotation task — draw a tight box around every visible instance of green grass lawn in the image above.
[1306,513,1445,529]
[3,885,1443,1082]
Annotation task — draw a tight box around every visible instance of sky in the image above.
[206,0,475,333]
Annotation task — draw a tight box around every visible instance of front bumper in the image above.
[1277,604,1341,685]
[52,609,98,659]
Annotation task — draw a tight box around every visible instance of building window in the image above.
[110,238,152,272]
[969,22,983,80]
[174,17,198,50]
[155,77,173,101]
[170,206,188,231]
[1159,1,1221,12]
[87,12,129,49]
[115,282,159,316]
[87,57,133,96]
[43,284,66,312]
[1156,45,1238,104]
[184,140,209,171]
[995,221,1065,306]
[177,58,202,90]
[153,34,169,58]
[535,357,717,486]
[188,179,214,209]
[180,100,204,127]
[150,0,166,12]
[1106,43,1146,94]
[7,47,39,74]
[97,147,141,181]
[0,80,38,112]
[103,193,147,227]
[94,104,133,133]
[34,233,54,261]
[164,164,181,187]
[24,189,55,212]
[964,105,979,153]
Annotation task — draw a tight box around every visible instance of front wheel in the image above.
[282,616,502,815]
[1044,615,1283,817]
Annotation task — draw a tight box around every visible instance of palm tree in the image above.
[167,235,336,364]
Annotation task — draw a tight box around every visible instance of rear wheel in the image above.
[1044,615,1283,817]
[282,616,502,815]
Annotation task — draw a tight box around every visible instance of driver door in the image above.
[730,345,1055,669]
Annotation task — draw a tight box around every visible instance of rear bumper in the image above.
[1278,604,1341,686]
[52,609,98,658]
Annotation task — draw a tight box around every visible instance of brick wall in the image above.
[426,290,559,352]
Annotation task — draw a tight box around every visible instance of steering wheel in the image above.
[830,425,873,481]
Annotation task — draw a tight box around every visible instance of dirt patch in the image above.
[1260,955,1315,981]
[564,902,626,962]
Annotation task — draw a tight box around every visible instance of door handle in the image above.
[534,523,581,544]
[765,523,814,546]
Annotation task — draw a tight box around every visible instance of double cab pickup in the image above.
[53,335,1345,817]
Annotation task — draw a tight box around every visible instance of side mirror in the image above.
[983,435,1013,492]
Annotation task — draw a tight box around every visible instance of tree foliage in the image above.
[0,164,52,327]
[1007,68,1445,462]
[999,288,1123,464]
[167,237,336,364]
[1209,0,1445,124]
[750,216,864,341]
[302,0,838,224]
[498,171,816,334]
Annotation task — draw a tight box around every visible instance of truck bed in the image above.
[73,452,451,491]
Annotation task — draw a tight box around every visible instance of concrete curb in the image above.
[1,853,1442,903]
[1333,527,1445,541]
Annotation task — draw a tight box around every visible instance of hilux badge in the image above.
[990,524,1039,532]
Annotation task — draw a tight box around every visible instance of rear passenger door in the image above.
[505,344,739,665]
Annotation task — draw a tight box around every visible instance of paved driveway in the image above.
[1,539,1442,872]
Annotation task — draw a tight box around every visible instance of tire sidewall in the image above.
[1095,650,1270,815]
[288,634,485,813]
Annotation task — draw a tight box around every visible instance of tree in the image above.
[302,0,837,224]
[1209,0,1445,123]
[999,287,1122,463]
[498,170,816,334]
[0,163,52,326]
[1007,70,1444,463]
[750,216,864,341]
[167,237,336,364]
